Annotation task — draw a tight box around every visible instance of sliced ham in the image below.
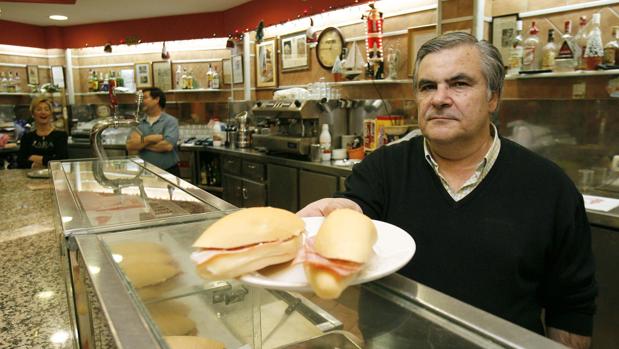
[190,236,294,265]
[299,237,362,277]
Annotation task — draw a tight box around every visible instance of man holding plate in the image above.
[298,32,596,349]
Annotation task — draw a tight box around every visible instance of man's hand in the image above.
[547,327,591,349]
[143,134,164,144]
[29,155,43,168]
[297,198,362,217]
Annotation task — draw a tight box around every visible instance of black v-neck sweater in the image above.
[338,136,596,336]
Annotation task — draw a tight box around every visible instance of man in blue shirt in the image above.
[126,87,180,175]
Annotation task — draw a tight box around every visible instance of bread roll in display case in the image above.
[51,158,566,349]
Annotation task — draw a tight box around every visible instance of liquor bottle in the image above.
[522,21,540,71]
[181,68,189,89]
[542,29,557,70]
[175,65,183,89]
[0,72,7,93]
[98,72,104,92]
[508,20,524,74]
[574,16,589,70]
[206,64,214,89]
[7,72,15,92]
[115,71,124,88]
[91,70,99,92]
[556,20,577,71]
[212,67,220,89]
[87,69,93,92]
[603,26,619,65]
[101,73,110,92]
[14,72,21,92]
[583,13,603,70]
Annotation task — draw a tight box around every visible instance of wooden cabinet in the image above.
[267,164,298,212]
[221,155,267,207]
[299,170,338,209]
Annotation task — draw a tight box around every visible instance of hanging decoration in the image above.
[306,18,318,44]
[255,20,265,44]
[161,41,170,59]
[362,2,384,79]
[103,42,112,53]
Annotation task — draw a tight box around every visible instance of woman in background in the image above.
[17,97,68,169]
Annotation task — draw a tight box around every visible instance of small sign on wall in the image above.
[51,66,65,88]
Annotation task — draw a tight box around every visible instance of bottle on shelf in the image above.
[603,26,619,66]
[87,70,94,92]
[101,73,110,92]
[206,64,214,89]
[115,71,124,88]
[583,13,604,70]
[212,67,220,89]
[6,72,15,93]
[175,65,183,89]
[14,72,21,92]
[0,72,7,93]
[542,29,557,70]
[91,70,99,92]
[188,69,198,89]
[574,16,589,70]
[556,20,577,71]
[319,123,332,161]
[508,20,524,74]
[522,21,540,71]
[98,72,104,92]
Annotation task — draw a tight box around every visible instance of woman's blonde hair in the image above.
[29,97,53,114]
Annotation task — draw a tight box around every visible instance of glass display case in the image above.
[70,213,566,349]
[49,157,236,349]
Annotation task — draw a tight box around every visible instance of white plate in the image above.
[239,217,416,291]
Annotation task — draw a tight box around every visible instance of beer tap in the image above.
[90,88,142,159]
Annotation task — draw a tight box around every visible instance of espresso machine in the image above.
[251,100,320,155]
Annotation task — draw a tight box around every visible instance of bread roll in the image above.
[193,207,304,249]
[314,209,377,263]
[192,207,305,279]
[305,209,377,299]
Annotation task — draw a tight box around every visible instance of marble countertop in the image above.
[0,169,74,348]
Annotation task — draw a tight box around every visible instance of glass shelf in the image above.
[506,69,619,80]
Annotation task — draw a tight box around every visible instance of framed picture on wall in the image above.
[26,65,39,85]
[407,25,437,77]
[255,39,277,88]
[232,55,244,84]
[222,59,232,84]
[51,65,65,88]
[280,32,309,72]
[492,14,519,65]
[152,60,172,90]
[134,62,152,88]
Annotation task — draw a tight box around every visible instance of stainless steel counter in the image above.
[181,144,354,177]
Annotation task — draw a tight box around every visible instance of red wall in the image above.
[0,19,48,48]
[0,0,364,49]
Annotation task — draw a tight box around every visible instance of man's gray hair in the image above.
[412,32,505,99]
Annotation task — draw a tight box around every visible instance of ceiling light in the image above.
[49,15,68,21]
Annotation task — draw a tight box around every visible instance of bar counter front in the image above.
[8,157,561,349]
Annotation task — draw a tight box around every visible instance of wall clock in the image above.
[316,27,345,70]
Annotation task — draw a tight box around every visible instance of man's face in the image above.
[415,45,498,146]
[142,91,159,113]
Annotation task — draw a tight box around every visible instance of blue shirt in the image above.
[131,111,179,170]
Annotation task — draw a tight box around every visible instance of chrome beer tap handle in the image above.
[90,88,142,159]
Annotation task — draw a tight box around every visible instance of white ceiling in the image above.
[0,0,252,26]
